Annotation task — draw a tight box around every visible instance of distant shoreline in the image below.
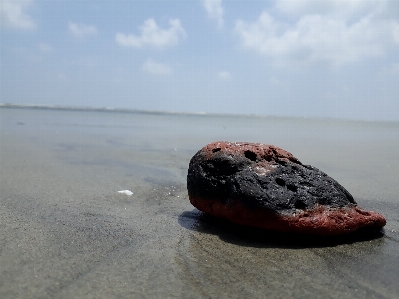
[0,102,208,117]
[1,103,398,125]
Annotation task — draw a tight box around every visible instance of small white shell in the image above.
[118,190,133,196]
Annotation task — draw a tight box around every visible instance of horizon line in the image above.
[1,102,397,124]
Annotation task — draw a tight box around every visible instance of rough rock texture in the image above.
[187,141,386,235]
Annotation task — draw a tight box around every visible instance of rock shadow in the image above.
[178,209,385,249]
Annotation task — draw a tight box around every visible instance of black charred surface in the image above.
[187,150,356,214]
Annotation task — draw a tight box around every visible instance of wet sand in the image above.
[1,107,398,298]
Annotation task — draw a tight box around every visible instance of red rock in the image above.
[187,141,386,235]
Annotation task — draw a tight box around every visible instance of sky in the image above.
[1,0,399,121]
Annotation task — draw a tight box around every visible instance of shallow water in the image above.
[1,107,398,298]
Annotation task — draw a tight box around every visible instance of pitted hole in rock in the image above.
[244,150,257,161]
[276,178,285,186]
[294,200,307,210]
[334,215,345,224]
[212,148,221,153]
[287,184,298,192]
[277,160,287,166]
[299,211,310,218]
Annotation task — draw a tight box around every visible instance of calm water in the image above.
[1,107,399,298]
[2,106,398,201]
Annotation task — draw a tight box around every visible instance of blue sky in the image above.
[1,0,399,121]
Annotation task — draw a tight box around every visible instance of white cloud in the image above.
[203,0,224,29]
[69,22,97,38]
[0,0,36,29]
[234,0,399,67]
[218,71,231,79]
[142,59,172,75]
[116,18,186,48]
[275,0,383,17]
[38,42,53,52]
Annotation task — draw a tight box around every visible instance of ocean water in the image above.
[2,106,398,201]
[1,106,399,298]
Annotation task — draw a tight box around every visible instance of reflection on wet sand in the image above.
[177,207,397,298]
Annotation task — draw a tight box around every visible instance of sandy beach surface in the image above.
[1,107,398,298]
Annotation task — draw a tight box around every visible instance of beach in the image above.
[1,107,398,298]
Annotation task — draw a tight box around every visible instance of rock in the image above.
[187,141,386,235]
